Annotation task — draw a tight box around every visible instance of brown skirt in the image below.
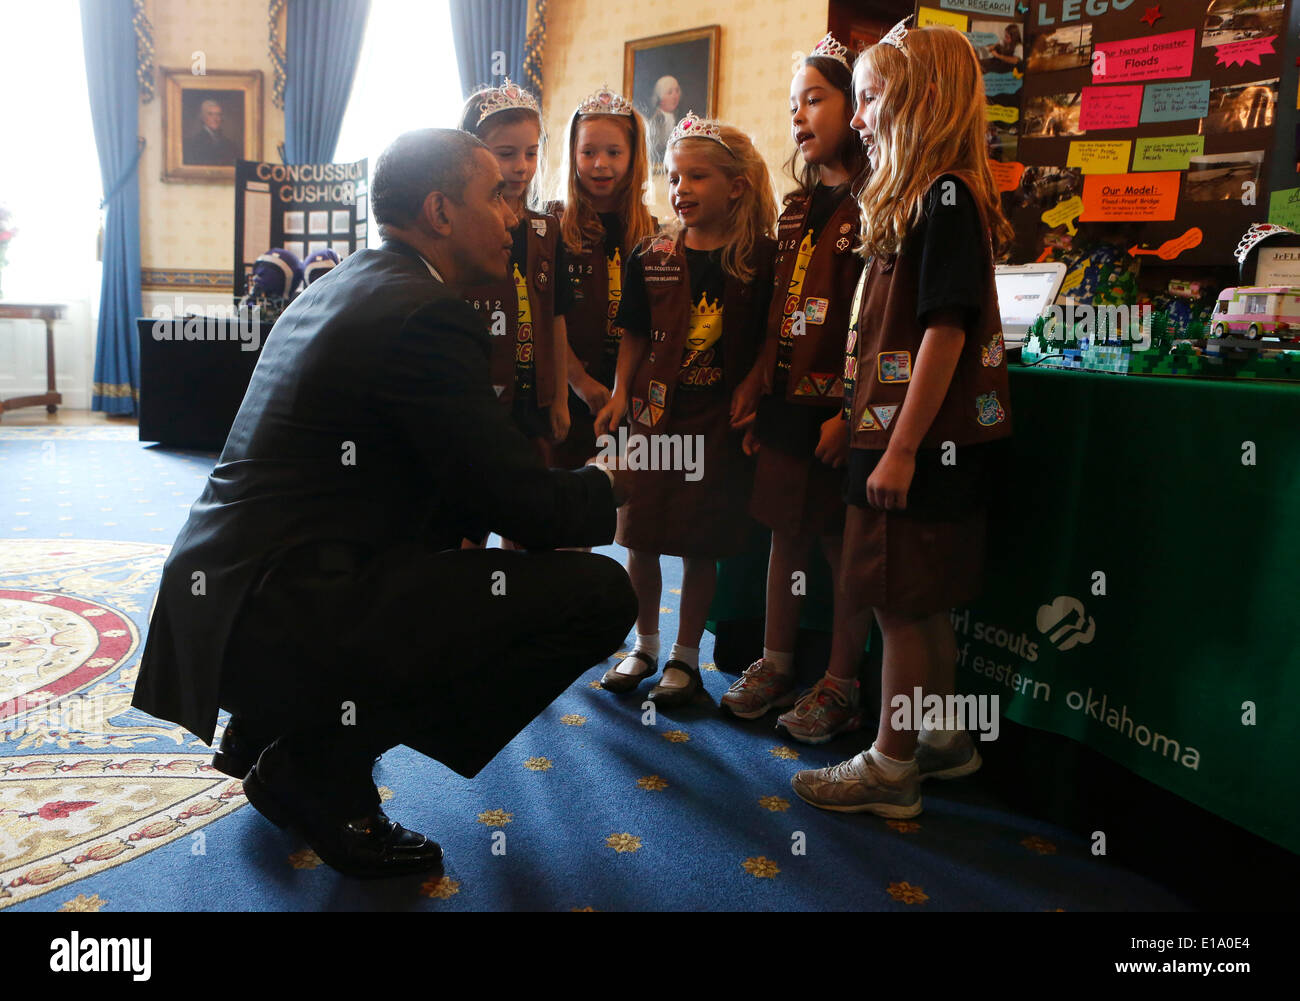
[750,443,846,538]
[615,391,755,558]
[839,501,987,616]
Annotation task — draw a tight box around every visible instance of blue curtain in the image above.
[449,0,528,99]
[283,0,371,163]
[81,0,144,415]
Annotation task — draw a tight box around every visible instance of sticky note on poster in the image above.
[1067,141,1132,174]
[1042,195,1084,235]
[1215,35,1276,69]
[1080,85,1143,130]
[983,72,1023,96]
[986,103,1019,123]
[1081,172,1180,221]
[1092,30,1195,84]
[917,5,967,30]
[1267,187,1300,232]
[1133,135,1204,172]
[988,159,1026,193]
[1140,80,1210,123]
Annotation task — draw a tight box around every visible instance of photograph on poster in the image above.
[987,120,1018,162]
[283,240,305,260]
[308,240,329,255]
[283,211,305,234]
[1205,78,1278,132]
[1028,24,1093,73]
[308,210,330,234]
[971,20,1023,74]
[1023,92,1084,137]
[1185,150,1264,201]
[1201,0,1285,48]
[1015,165,1082,212]
[331,240,351,258]
[331,210,350,234]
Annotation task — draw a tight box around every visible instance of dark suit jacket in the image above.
[183,128,238,166]
[131,239,618,743]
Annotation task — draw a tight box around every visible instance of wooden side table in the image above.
[0,302,66,414]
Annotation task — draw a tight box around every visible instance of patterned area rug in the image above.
[0,426,1190,911]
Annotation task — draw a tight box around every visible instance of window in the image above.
[334,0,464,196]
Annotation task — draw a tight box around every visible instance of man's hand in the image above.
[594,391,627,436]
[866,447,915,511]
[587,456,631,506]
[549,398,571,444]
[814,414,850,468]
[574,374,613,417]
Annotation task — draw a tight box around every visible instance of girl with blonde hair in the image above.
[593,115,777,708]
[792,24,1014,816]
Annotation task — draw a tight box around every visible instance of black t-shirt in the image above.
[805,182,849,244]
[844,174,992,516]
[618,245,730,394]
[598,211,625,258]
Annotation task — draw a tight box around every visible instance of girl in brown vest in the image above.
[458,80,571,474]
[550,86,657,471]
[593,117,777,708]
[720,34,870,742]
[792,24,1014,817]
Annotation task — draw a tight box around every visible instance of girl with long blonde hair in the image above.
[792,24,1014,816]
[591,116,777,708]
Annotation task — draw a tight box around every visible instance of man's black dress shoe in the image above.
[212,716,277,779]
[242,747,444,879]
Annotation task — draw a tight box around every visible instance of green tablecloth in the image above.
[711,367,1300,854]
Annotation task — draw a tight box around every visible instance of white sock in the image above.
[763,648,793,674]
[823,672,859,704]
[868,743,916,779]
[616,632,659,675]
[919,714,960,748]
[661,642,699,688]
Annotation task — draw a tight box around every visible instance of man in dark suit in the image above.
[132,128,637,878]
[183,99,239,165]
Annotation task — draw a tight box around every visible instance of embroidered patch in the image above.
[648,403,664,426]
[846,327,857,354]
[493,385,506,398]
[981,332,1005,368]
[828,377,844,397]
[877,351,912,383]
[804,297,829,324]
[793,375,817,396]
[650,236,676,255]
[871,404,898,429]
[857,408,879,431]
[810,372,834,395]
[976,391,1006,427]
[631,398,647,423]
[530,218,548,236]
[648,380,667,407]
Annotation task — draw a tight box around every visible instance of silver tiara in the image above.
[477,78,539,125]
[810,33,851,70]
[668,111,730,153]
[577,84,634,117]
[880,16,911,54]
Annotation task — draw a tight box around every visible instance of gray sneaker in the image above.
[915,730,982,781]
[720,659,799,719]
[790,750,921,817]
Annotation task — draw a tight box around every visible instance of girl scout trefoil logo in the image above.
[976,391,1006,427]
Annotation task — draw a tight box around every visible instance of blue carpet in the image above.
[0,426,1189,911]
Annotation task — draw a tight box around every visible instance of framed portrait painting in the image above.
[624,26,720,171]
[162,68,263,183]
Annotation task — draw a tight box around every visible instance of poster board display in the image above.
[916,0,1294,267]
[233,159,369,299]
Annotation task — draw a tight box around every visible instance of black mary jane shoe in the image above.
[242,747,443,879]
[646,659,704,709]
[600,650,658,693]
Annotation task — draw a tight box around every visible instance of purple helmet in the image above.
[303,248,341,285]
[246,247,304,299]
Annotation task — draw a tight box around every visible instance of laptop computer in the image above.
[995,263,1068,348]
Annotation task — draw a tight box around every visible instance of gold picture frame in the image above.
[624,26,721,170]
[161,68,263,183]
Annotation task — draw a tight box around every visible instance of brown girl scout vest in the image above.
[766,191,863,406]
[842,201,1011,449]
[552,205,623,390]
[462,207,559,408]
[629,235,777,428]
